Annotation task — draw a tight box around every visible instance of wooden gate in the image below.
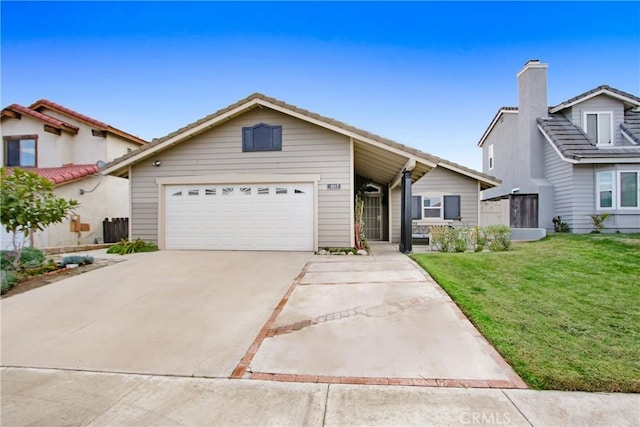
[103,217,129,243]
[510,194,538,228]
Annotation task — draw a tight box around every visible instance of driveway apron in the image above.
[247,242,525,387]
[1,250,313,378]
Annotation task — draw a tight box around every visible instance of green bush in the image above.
[485,225,512,251]
[0,247,46,270]
[107,238,158,255]
[470,226,487,252]
[1,270,19,294]
[60,255,94,268]
[431,227,468,253]
[20,247,46,267]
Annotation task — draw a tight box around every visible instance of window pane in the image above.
[600,191,612,208]
[599,172,612,187]
[620,172,638,207]
[6,140,20,166]
[21,140,36,166]
[586,114,597,143]
[423,208,440,218]
[598,113,612,145]
[423,197,441,208]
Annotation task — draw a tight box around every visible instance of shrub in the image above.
[470,226,487,252]
[107,238,158,255]
[485,225,512,251]
[0,247,45,270]
[552,216,571,233]
[431,227,468,253]
[0,250,17,271]
[588,213,611,233]
[60,255,94,268]
[1,270,19,294]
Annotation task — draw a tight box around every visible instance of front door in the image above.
[363,195,382,240]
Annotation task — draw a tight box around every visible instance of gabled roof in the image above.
[103,92,500,188]
[477,107,518,147]
[549,85,640,114]
[537,114,640,163]
[1,104,79,134]
[29,99,147,145]
[5,164,99,186]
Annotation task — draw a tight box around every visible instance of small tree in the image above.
[588,213,611,233]
[0,167,79,268]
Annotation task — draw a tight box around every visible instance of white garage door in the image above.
[165,183,314,251]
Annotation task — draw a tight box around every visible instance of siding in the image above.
[391,187,401,243]
[571,165,596,233]
[567,95,626,146]
[130,107,351,248]
[544,139,573,229]
[390,167,481,243]
[412,167,480,227]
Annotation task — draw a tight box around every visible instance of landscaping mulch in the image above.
[1,259,121,299]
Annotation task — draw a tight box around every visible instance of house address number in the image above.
[327,184,341,190]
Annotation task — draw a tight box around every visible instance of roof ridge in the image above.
[2,103,80,131]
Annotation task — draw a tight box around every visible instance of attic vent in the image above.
[92,129,107,138]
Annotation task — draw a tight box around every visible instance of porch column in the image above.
[399,169,412,253]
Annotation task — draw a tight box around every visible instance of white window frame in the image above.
[488,144,494,170]
[618,171,640,210]
[596,171,615,210]
[422,195,443,219]
[583,111,614,146]
[596,170,640,210]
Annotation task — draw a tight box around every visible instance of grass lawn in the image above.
[410,233,640,392]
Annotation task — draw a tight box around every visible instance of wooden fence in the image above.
[103,217,129,243]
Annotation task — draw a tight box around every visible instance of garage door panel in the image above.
[165,183,313,251]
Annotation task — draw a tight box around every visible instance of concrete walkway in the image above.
[243,242,524,388]
[2,367,638,426]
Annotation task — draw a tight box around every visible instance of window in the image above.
[620,172,639,208]
[423,197,442,218]
[411,195,461,220]
[242,123,282,152]
[488,144,494,170]
[4,135,37,167]
[597,170,640,209]
[597,172,614,209]
[584,112,613,145]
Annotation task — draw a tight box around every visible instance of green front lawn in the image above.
[410,233,640,392]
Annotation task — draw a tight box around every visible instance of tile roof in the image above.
[28,164,100,185]
[1,104,79,133]
[621,110,640,144]
[29,99,147,145]
[550,85,640,113]
[537,114,640,161]
[103,92,499,186]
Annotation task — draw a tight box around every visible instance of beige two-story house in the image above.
[1,99,147,248]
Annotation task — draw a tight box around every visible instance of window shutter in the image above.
[443,195,461,220]
[411,196,422,220]
[242,127,254,151]
[272,126,282,150]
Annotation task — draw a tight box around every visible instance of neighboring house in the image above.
[478,60,640,233]
[103,93,498,253]
[1,100,147,248]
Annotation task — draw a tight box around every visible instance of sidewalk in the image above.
[1,367,638,426]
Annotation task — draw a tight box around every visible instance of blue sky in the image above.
[2,1,639,170]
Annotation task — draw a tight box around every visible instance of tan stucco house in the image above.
[103,93,498,252]
[1,100,147,248]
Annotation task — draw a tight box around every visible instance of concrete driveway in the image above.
[242,242,525,387]
[1,250,312,377]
